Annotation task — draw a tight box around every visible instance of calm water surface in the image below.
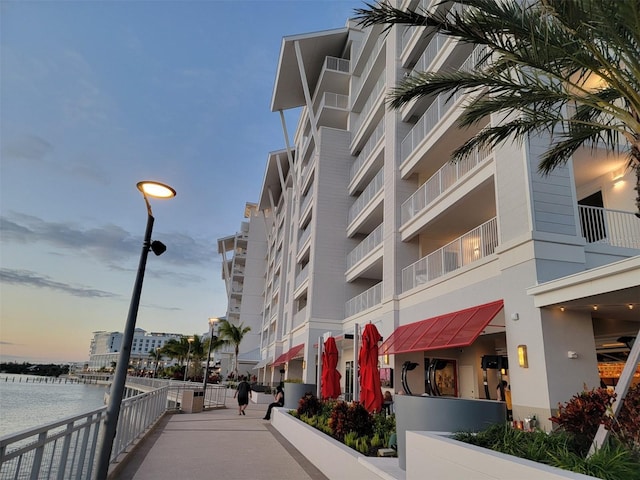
[0,374,108,437]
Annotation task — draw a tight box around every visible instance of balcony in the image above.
[579,206,640,249]
[347,223,384,270]
[400,46,486,165]
[348,169,384,226]
[401,147,492,225]
[402,217,498,292]
[349,119,384,192]
[345,282,383,318]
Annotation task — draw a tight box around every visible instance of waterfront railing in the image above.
[0,379,229,479]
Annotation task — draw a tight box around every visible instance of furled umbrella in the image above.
[321,336,342,400]
[358,323,383,413]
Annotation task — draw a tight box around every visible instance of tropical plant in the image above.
[354,0,640,216]
[217,320,251,379]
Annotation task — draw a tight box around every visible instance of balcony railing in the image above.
[351,71,386,137]
[350,119,385,182]
[579,205,640,249]
[324,56,350,74]
[347,223,384,270]
[348,169,384,225]
[401,147,491,225]
[295,264,309,290]
[402,217,498,292]
[400,46,486,163]
[346,282,383,318]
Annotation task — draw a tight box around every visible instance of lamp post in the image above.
[203,317,219,393]
[95,180,175,480]
[183,337,194,382]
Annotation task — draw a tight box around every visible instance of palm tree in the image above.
[148,348,163,378]
[354,0,640,216]
[355,0,640,452]
[217,320,251,379]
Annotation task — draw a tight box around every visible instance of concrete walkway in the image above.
[113,401,328,480]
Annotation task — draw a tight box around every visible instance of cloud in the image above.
[1,212,218,269]
[0,134,53,163]
[0,268,118,298]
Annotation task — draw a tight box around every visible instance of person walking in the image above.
[234,376,251,415]
[262,385,284,420]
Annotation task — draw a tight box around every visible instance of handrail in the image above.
[0,380,229,479]
[402,217,498,292]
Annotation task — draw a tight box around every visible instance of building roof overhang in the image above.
[271,27,349,112]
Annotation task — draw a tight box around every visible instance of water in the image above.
[0,374,108,437]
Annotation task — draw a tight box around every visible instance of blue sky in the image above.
[0,0,362,364]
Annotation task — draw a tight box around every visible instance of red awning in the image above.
[271,344,305,366]
[380,300,504,355]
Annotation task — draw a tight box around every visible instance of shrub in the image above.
[289,398,396,457]
[297,392,323,417]
[328,401,373,441]
[551,385,640,453]
[602,384,640,452]
[550,388,614,441]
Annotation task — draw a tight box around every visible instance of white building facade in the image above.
[87,328,182,372]
[221,0,639,430]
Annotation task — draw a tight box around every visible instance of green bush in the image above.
[452,422,640,480]
[289,398,396,457]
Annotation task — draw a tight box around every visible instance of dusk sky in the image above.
[1,0,362,364]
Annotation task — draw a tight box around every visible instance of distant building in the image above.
[216,203,266,377]
[87,328,182,372]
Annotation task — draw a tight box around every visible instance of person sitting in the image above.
[262,386,284,420]
[382,390,394,415]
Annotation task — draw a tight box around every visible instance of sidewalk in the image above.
[113,401,328,480]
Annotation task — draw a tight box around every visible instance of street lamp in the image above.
[183,337,194,382]
[95,180,175,480]
[203,317,220,392]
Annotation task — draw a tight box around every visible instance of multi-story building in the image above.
[217,204,265,378]
[220,0,639,429]
[87,329,181,372]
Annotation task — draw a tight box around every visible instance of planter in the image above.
[271,408,397,480]
[283,383,316,410]
[405,431,598,480]
[395,395,506,470]
[250,391,273,404]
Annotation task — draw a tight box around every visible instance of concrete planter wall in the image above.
[405,431,598,480]
[283,383,316,410]
[270,408,393,480]
[250,391,273,404]
[395,395,506,470]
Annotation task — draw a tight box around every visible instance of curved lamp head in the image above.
[137,181,176,199]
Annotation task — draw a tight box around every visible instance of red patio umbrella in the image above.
[358,323,383,413]
[321,336,341,400]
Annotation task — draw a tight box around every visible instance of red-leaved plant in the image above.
[551,385,640,451]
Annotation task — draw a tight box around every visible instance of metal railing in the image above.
[579,205,640,249]
[0,380,229,479]
[401,147,492,225]
[345,281,383,318]
[402,217,498,292]
[0,385,168,480]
